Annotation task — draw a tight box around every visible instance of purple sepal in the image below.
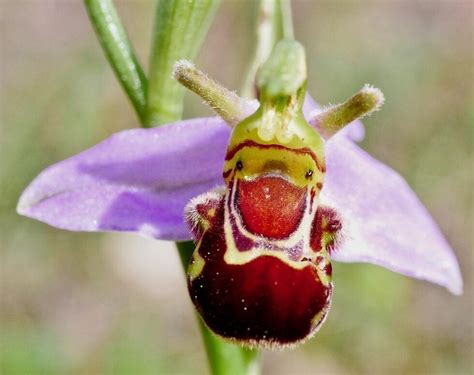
[321,136,463,295]
[17,118,231,240]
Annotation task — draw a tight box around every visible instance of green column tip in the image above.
[256,39,307,99]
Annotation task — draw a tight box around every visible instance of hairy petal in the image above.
[17,118,231,240]
[321,136,463,295]
[304,95,365,142]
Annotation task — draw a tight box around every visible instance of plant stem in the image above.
[84,0,147,124]
[145,0,221,126]
[177,241,260,375]
[279,0,294,39]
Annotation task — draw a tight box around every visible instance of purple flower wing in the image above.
[17,117,231,240]
[321,136,463,294]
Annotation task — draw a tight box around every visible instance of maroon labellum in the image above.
[185,115,342,348]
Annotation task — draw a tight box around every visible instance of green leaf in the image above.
[84,0,147,124]
[146,0,221,126]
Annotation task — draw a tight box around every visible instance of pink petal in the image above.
[17,117,231,240]
[321,136,463,294]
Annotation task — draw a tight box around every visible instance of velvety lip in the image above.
[236,175,307,240]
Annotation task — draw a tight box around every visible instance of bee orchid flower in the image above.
[17,40,462,349]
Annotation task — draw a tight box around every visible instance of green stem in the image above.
[177,242,260,375]
[278,0,294,39]
[84,0,147,124]
[145,0,221,126]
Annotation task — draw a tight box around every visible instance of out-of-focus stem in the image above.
[177,241,260,375]
[145,0,221,126]
[279,0,294,39]
[84,0,147,124]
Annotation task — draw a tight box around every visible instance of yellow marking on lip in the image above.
[310,286,332,327]
[223,244,308,270]
[188,246,206,282]
[224,146,322,188]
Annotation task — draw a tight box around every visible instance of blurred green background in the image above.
[1,1,472,374]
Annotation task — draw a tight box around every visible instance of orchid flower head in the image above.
[17,39,462,349]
